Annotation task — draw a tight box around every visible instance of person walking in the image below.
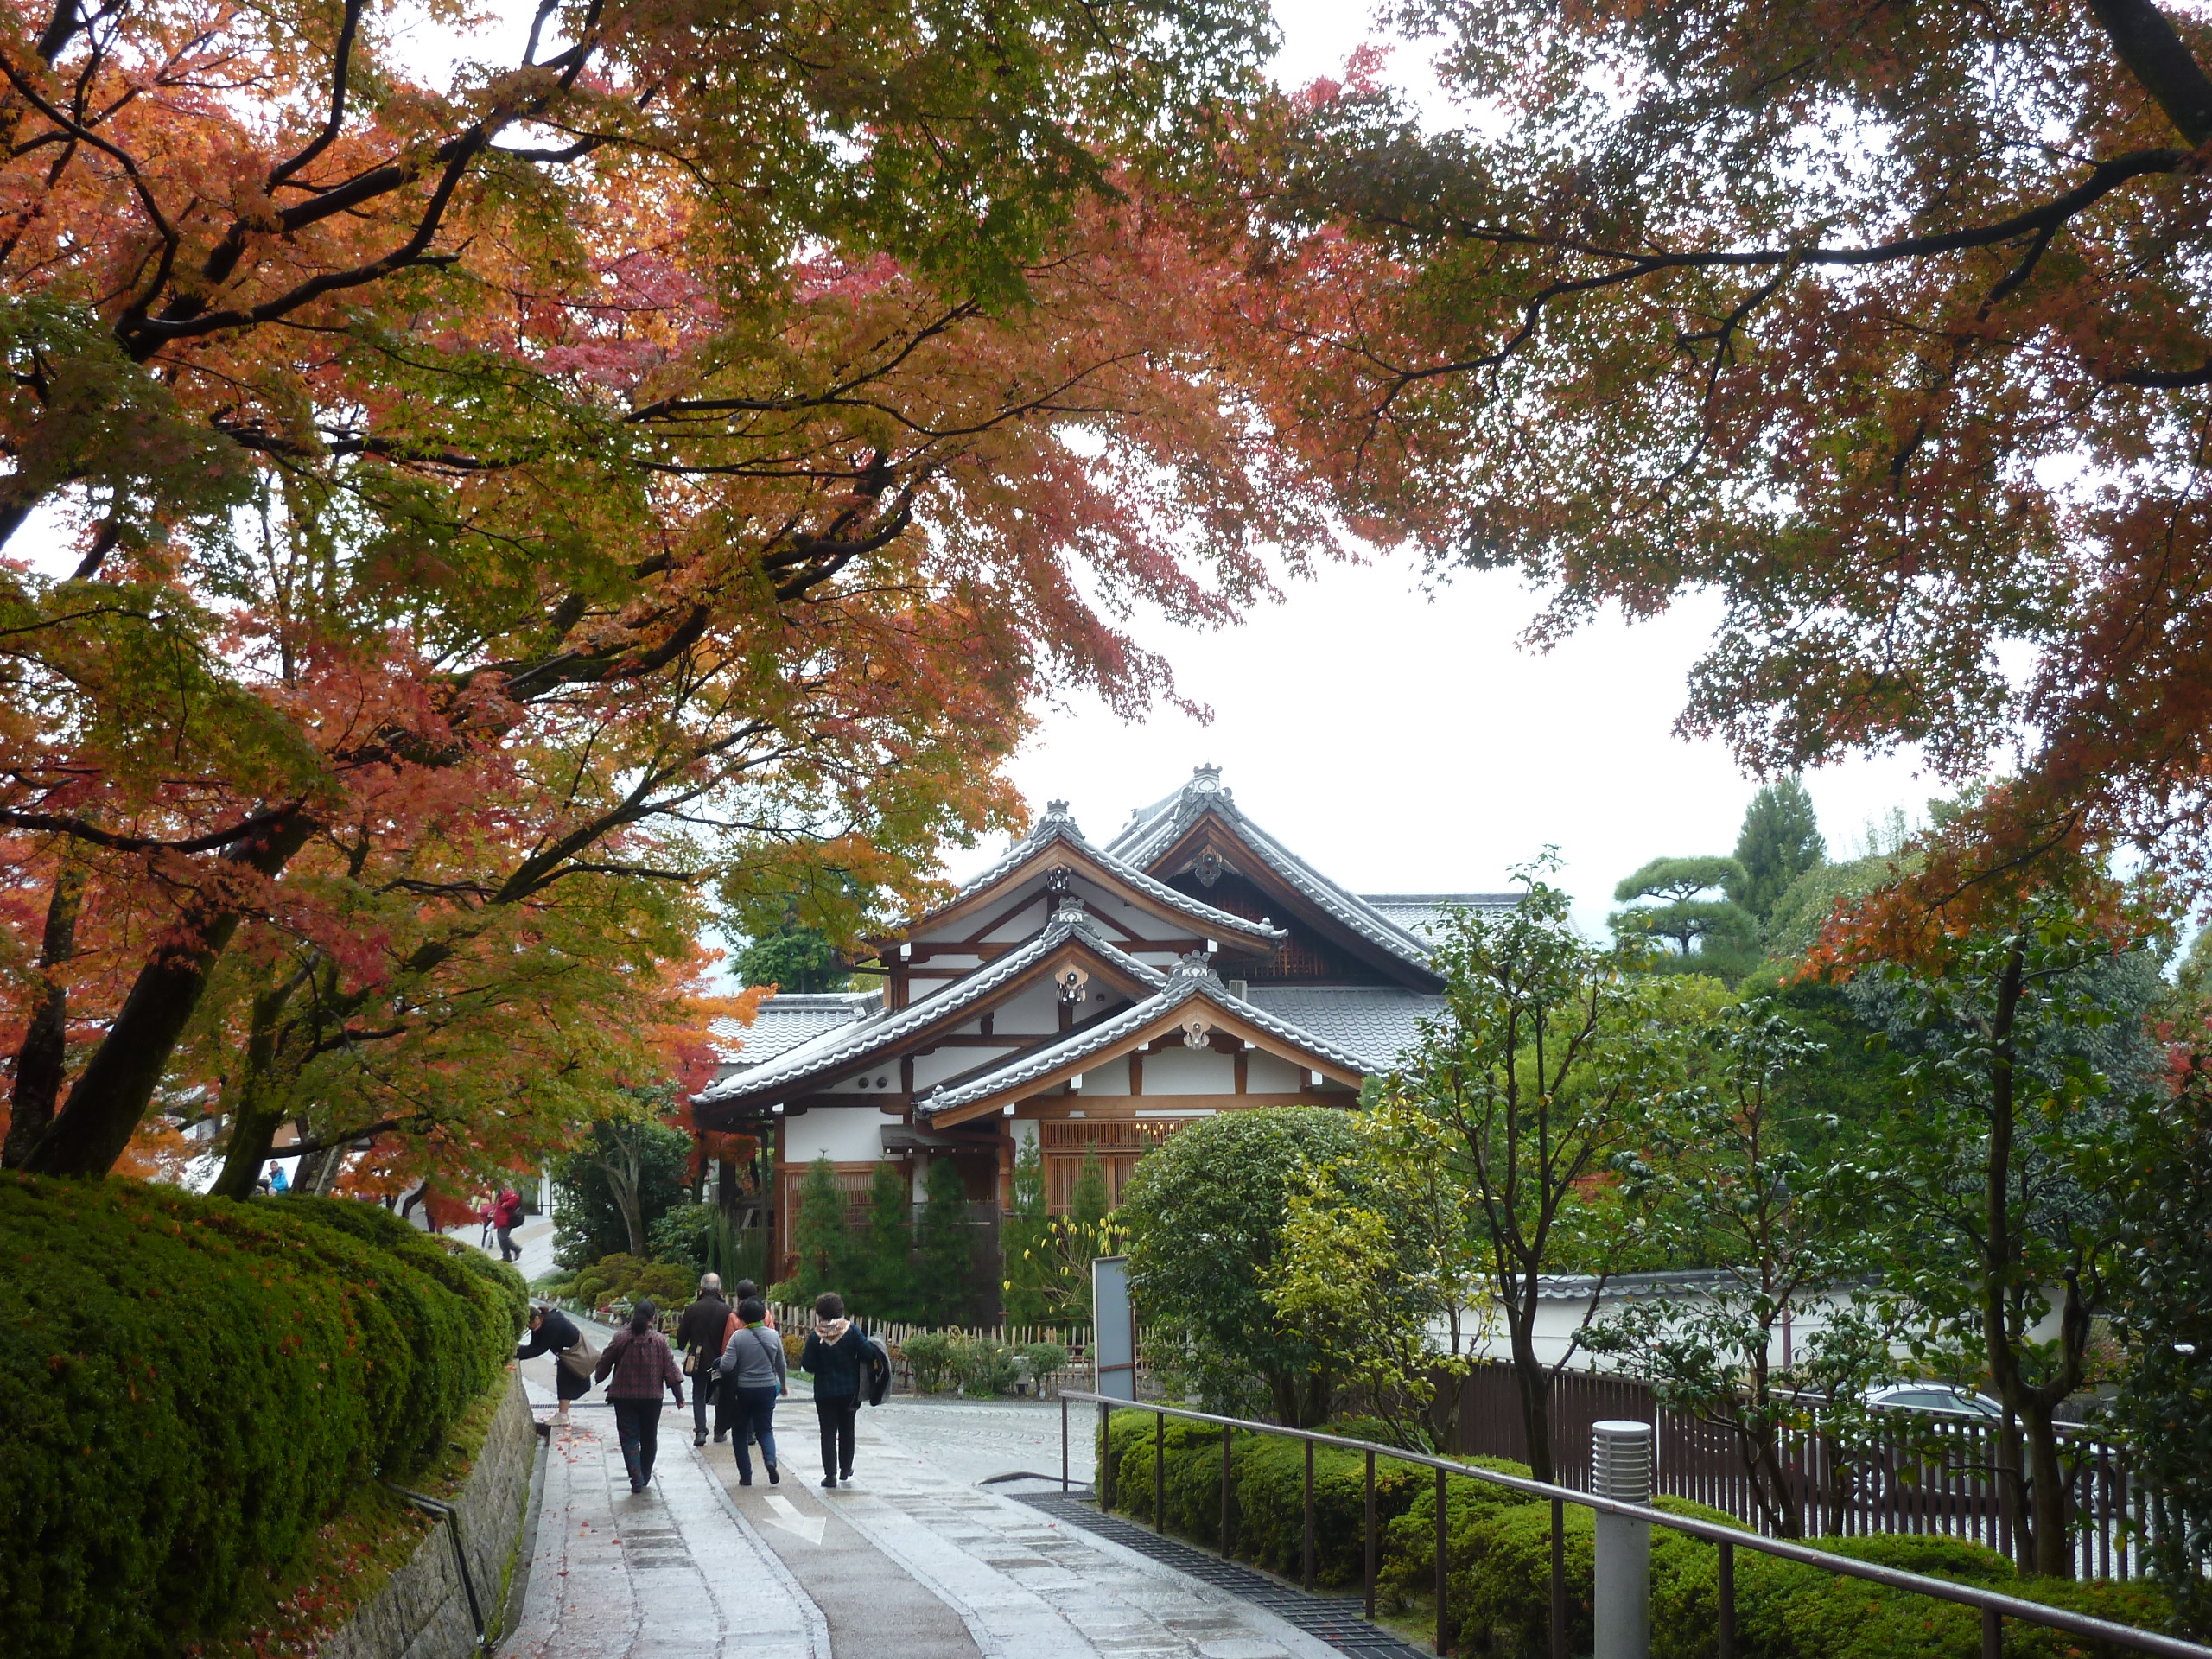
[715,1296,785,1486]
[801,1292,868,1489]
[493,1186,524,1263]
[516,1303,598,1426]
[594,1300,684,1493]
[676,1272,732,1446]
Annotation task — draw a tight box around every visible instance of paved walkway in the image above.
[501,1366,1352,1659]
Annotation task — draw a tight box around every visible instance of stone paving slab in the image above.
[501,1385,823,1659]
[1010,1494,1433,1659]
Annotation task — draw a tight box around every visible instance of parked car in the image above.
[1865,1382,2004,1419]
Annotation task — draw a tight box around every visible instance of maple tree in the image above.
[0,0,1370,1179]
[1277,0,2212,925]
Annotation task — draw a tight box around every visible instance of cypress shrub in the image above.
[0,1176,524,1659]
[1375,1454,1539,1609]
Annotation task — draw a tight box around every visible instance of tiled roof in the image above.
[1107,768,1440,977]
[696,907,1166,1107]
[937,801,1283,946]
[1359,893,1521,943]
[1240,985,1445,1068]
[916,957,1384,1117]
[709,993,880,1065]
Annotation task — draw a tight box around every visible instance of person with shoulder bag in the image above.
[714,1297,786,1485]
[675,1273,731,1446]
[517,1303,599,1426]
[594,1300,684,1493]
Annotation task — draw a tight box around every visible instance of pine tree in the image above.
[1730,779,1827,925]
[1001,1138,1052,1325]
[791,1157,854,1302]
[916,1155,976,1326]
[1070,1146,1111,1232]
[855,1160,914,1323]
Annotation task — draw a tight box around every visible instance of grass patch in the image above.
[184,1377,516,1659]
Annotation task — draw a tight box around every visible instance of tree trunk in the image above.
[2021,1399,2075,1578]
[1504,1280,1556,1482]
[207,978,302,1200]
[3,863,84,1167]
[22,809,314,1177]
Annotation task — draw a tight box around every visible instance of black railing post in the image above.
[1303,1437,1317,1591]
[1154,1409,1166,1532]
[1984,1608,2002,1659]
[1101,1402,1115,1510]
[1719,1537,1736,1659]
[1436,1465,1451,1656]
[1061,1394,1070,1494]
[1363,1447,1378,1621]
[1550,1495,1567,1659]
[1221,1425,1234,1559]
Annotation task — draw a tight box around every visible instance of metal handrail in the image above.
[1058,1389,2212,1659]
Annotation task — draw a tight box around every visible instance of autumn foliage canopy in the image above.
[0,0,1367,1188]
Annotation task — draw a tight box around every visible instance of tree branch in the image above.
[2087,0,2212,146]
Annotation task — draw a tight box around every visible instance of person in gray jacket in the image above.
[714,1297,785,1485]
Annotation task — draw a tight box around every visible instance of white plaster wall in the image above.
[994,981,1065,1035]
[912,1044,1016,1088]
[982,894,1049,944]
[1141,1046,1236,1094]
[785,1105,899,1163]
[1011,1118,1040,1154]
[1073,1055,1130,1096]
[1245,1051,1304,1092]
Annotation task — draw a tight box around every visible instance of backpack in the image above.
[863,1334,893,1408]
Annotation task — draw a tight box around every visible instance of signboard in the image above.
[1091,1255,1135,1402]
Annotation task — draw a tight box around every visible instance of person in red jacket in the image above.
[493,1187,524,1263]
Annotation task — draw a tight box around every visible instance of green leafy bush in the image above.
[1376,1455,1539,1610]
[956,1337,1020,1395]
[0,1176,523,1659]
[1017,1340,1069,1380]
[903,1331,959,1393]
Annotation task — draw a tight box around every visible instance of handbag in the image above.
[683,1350,697,1376]
[557,1332,601,1382]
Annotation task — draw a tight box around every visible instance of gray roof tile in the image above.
[698,907,1166,1106]
[1240,985,1444,1067]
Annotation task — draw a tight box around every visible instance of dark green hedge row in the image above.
[0,1176,526,1659]
[1096,1408,2173,1659]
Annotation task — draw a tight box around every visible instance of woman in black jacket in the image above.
[517,1304,595,1424]
[799,1292,869,1488]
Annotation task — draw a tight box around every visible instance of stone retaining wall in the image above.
[321,1372,537,1659]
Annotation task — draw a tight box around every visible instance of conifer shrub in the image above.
[0,1175,524,1659]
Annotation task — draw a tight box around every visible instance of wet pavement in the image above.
[500,1370,1343,1659]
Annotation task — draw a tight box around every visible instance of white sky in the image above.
[981,2,1940,936]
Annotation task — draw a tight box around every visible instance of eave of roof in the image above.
[916,961,1382,1122]
[694,906,1166,1109]
[1108,770,1456,985]
[880,806,1284,956]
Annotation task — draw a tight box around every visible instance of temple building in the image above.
[693,766,1511,1279]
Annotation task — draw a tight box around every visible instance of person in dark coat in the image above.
[595,1300,684,1492]
[517,1303,594,1424]
[800,1291,869,1489]
[675,1273,731,1446]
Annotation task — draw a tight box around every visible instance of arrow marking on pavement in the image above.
[760,1493,825,1545]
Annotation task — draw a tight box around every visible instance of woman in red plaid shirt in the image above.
[594,1300,685,1492]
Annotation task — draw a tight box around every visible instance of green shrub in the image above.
[955,1337,1020,1395]
[1017,1339,1069,1379]
[633,1262,693,1306]
[904,1331,959,1393]
[0,1176,522,1659]
[1375,1455,1537,1611]
[1458,1495,1740,1658]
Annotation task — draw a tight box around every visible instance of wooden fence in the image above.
[767,1303,1096,1395]
[1448,1363,2182,1580]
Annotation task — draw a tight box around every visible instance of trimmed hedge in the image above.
[1093,1407,2173,1659]
[0,1176,525,1659]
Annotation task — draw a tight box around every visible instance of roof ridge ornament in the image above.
[1169,950,1224,987]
